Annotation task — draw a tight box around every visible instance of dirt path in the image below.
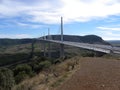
[55,58,120,90]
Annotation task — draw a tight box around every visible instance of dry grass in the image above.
[12,56,81,90]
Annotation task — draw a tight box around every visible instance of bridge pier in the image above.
[60,17,64,58]
[48,42,51,58]
[60,44,64,58]
[43,42,46,57]
[42,41,51,58]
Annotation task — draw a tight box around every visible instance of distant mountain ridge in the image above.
[0,39,33,46]
[0,35,110,46]
[48,35,110,45]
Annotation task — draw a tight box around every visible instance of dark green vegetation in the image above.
[0,53,29,66]
[0,35,113,90]
[13,57,52,84]
[0,56,53,90]
[0,68,15,90]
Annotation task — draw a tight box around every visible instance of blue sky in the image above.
[0,0,120,40]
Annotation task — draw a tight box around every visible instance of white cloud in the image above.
[96,26,120,40]
[16,22,30,27]
[16,22,42,28]
[0,0,120,24]
[0,34,32,39]
[61,0,120,22]
[0,21,42,29]
[101,35,120,40]
[97,32,120,40]
[97,27,120,31]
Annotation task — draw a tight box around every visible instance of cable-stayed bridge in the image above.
[39,17,120,57]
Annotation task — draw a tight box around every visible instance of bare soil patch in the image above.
[55,58,120,90]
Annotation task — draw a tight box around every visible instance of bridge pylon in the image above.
[60,17,64,58]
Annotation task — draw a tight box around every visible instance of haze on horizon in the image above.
[0,0,120,40]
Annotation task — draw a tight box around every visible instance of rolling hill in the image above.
[47,35,110,45]
[0,35,110,47]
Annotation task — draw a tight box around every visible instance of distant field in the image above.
[111,43,120,47]
[108,40,120,47]
[0,40,112,67]
[0,42,43,66]
[0,43,41,54]
[0,53,29,66]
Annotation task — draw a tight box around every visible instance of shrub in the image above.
[14,64,33,84]
[14,64,32,76]
[31,60,51,73]
[39,61,51,69]
[31,63,40,74]
[81,51,94,57]
[0,68,15,90]
[15,71,29,84]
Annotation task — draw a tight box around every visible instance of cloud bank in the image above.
[0,0,120,40]
[97,27,120,31]
[0,0,120,24]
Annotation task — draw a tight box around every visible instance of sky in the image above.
[0,0,120,40]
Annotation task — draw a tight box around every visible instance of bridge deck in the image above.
[39,39,120,54]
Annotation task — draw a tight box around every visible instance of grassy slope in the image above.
[12,56,120,90]
[12,56,81,90]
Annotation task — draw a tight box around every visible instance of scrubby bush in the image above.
[31,60,52,74]
[14,64,32,76]
[15,71,29,84]
[39,61,51,69]
[14,64,33,84]
[81,51,94,57]
[0,68,15,90]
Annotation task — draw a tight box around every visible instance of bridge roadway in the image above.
[39,39,120,54]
